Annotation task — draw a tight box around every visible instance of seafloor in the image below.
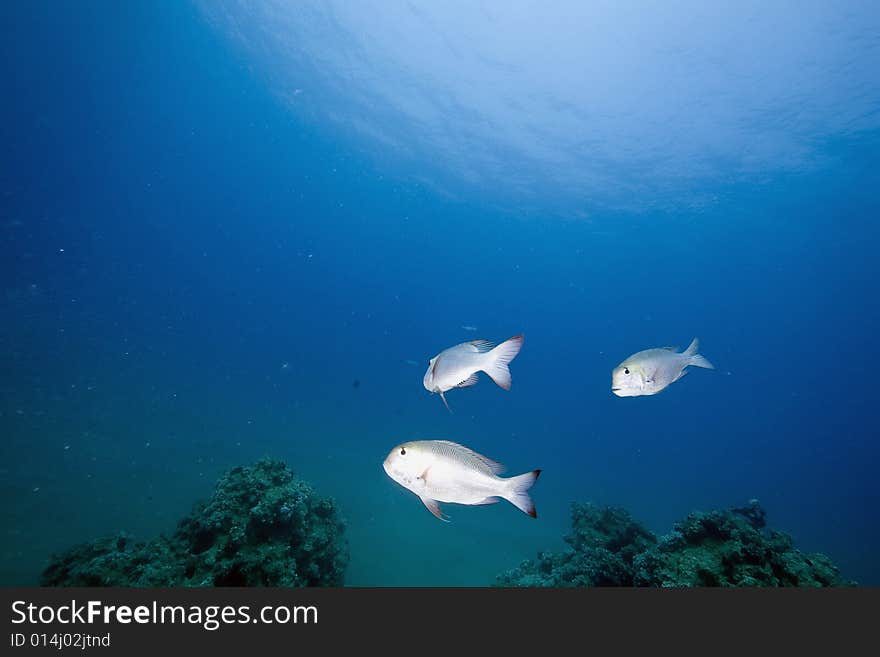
[40,460,852,587]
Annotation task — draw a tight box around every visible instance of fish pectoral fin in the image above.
[420,497,450,522]
[418,466,431,484]
[456,373,480,388]
[473,496,500,506]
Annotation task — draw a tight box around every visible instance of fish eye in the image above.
[624,368,630,375]
[400,448,406,456]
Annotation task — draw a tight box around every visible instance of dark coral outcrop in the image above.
[41,458,348,587]
[496,503,656,586]
[496,499,853,587]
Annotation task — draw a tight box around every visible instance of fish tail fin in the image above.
[684,337,714,369]
[483,334,524,390]
[503,469,541,518]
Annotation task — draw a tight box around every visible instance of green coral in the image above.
[633,502,849,587]
[41,459,348,587]
[496,499,853,587]
[496,503,656,587]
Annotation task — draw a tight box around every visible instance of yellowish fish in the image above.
[612,337,714,397]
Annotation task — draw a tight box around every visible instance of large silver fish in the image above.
[383,439,541,521]
[423,334,524,411]
[611,337,714,397]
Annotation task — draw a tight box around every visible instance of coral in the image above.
[41,459,348,587]
[496,503,656,587]
[38,533,178,587]
[496,499,853,587]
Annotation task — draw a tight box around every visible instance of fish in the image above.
[382,439,541,521]
[423,335,524,411]
[460,325,478,332]
[611,337,714,397]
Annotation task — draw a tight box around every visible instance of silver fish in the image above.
[611,337,714,397]
[382,439,541,521]
[423,335,524,411]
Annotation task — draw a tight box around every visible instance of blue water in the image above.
[1,1,878,586]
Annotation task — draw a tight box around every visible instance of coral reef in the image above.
[496,499,853,587]
[41,459,348,587]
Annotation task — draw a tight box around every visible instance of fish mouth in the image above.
[611,387,621,392]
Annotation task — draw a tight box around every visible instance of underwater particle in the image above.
[32,487,40,493]
[383,439,540,521]
[352,379,360,389]
[611,338,714,397]
[424,334,524,412]
[461,325,478,332]
[63,444,70,450]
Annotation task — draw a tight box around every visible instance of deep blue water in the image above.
[1,1,879,586]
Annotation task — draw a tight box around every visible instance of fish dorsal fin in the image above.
[434,440,505,474]
[468,339,495,353]
[420,497,449,522]
[456,373,480,388]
